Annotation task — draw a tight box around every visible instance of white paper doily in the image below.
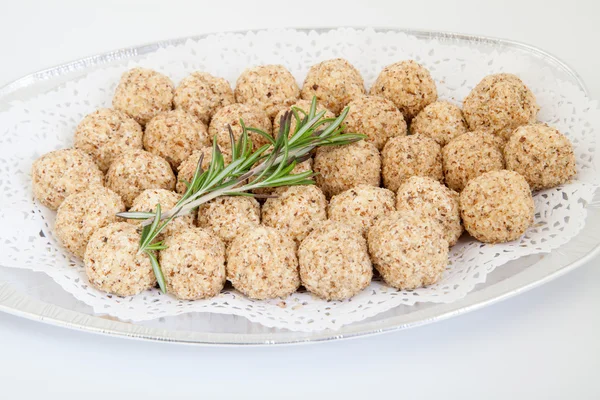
[0,28,598,332]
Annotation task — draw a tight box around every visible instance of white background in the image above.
[0,0,599,398]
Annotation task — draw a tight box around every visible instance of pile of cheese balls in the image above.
[31,58,577,303]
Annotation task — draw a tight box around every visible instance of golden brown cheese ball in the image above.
[272,99,335,138]
[32,148,104,210]
[106,149,176,208]
[208,103,272,151]
[227,226,300,300]
[197,196,261,244]
[314,140,381,198]
[176,147,232,194]
[74,108,143,172]
[301,58,366,115]
[298,221,372,300]
[235,65,300,118]
[370,60,437,120]
[396,176,463,246]
[504,123,576,190]
[174,71,235,125]
[381,135,443,192]
[410,101,468,146]
[84,222,155,297]
[460,170,534,243]
[344,96,407,151]
[128,189,193,238]
[463,73,539,140]
[112,67,174,125]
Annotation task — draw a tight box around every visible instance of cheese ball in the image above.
[197,196,261,244]
[463,73,539,140]
[328,184,395,237]
[314,140,381,198]
[370,60,437,120]
[396,176,463,246]
[381,135,443,192]
[55,187,125,258]
[460,170,534,243]
[106,149,176,208]
[227,226,300,300]
[84,222,155,297]
[208,103,272,151]
[301,58,366,115]
[176,147,232,194]
[272,99,335,138]
[410,101,468,146]
[344,96,407,150]
[159,227,226,300]
[368,211,448,290]
[112,67,174,125]
[262,185,327,243]
[174,71,235,125]
[235,65,300,118]
[504,123,576,190]
[298,221,372,300]
[74,108,143,172]
[32,148,104,210]
[442,131,505,192]
[128,189,193,238]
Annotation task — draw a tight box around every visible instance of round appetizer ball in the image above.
[84,222,155,297]
[112,67,174,126]
[262,185,327,243]
[176,147,232,194]
[328,184,396,237]
[460,170,534,243]
[410,101,469,146]
[272,99,335,138]
[344,95,407,151]
[106,149,176,208]
[301,58,366,115]
[174,71,235,125]
[396,176,463,246]
[32,148,104,210]
[370,60,437,120]
[208,103,273,151]
[368,211,449,290]
[442,131,505,192]
[463,73,539,140]
[299,221,372,301]
[128,189,193,238]
[74,108,143,172]
[504,123,576,190]
[55,187,125,258]
[143,109,209,169]
[197,196,261,244]
[314,140,381,198]
[227,226,300,300]
[381,135,443,192]
[235,64,300,118]
[159,227,226,300]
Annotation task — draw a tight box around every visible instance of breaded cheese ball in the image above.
[128,189,193,238]
[197,196,261,243]
[344,96,407,150]
[381,135,443,192]
[410,101,468,146]
[174,71,235,125]
[301,58,366,115]
[160,227,226,300]
[396,176,463,246]
[84,222,155,297]
[463,73,539,140]
[106,149,176,208]
[208,103,273,151]
[262,185,327,243]
[298,221,372,300]
[442,131,505,192]
[460,170,534,243]
[227,226,300,300]
[32,148,104,210]
[328,184,395,237]
[176,147,232,194]
[370,60,437,120]
[55,187,125,258]
[272,99,335,138]
[314,140,381,198]
[112,67,174,125]
[74,108,143,172]
[235,65,300,118]
[504,123,576,190]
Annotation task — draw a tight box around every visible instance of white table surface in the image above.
[0,1,599,398]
